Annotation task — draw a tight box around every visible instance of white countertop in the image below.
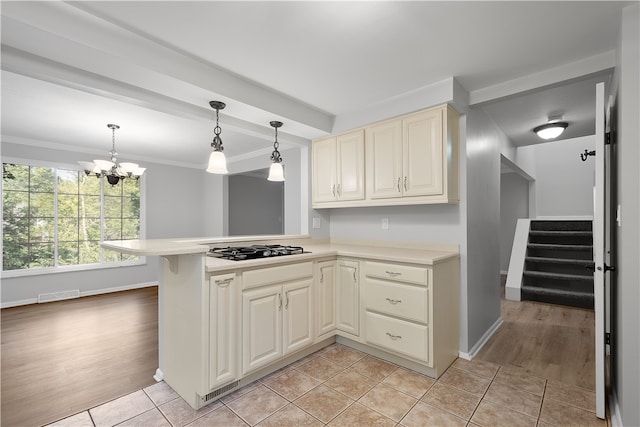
[101,235,459,271]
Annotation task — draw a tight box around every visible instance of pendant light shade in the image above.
[533,119,569,140]
[206,101,228,174]
[267,121,285,182]
[79,124,144,186]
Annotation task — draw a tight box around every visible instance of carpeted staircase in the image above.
[521,220,595,309]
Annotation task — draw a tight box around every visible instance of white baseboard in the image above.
[609,388,623,427]
[459,317,504,360]
[1,282,158,308]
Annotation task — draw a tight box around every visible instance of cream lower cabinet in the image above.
[316,261,337,338]
[363,258,458,376]
[209,273,238,389]
[242,264,314,375]
[336,260,359,336]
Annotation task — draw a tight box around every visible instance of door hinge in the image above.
[605,333,611,345]
[605,132,611,145]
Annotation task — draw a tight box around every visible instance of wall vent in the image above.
[38,290,80,303]
[200,380,240,406]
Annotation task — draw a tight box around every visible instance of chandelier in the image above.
[206,101,229,174]
[79,124,145,186]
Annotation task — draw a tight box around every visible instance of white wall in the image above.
[614,4,640,426]
[500,172,529,272]
[519,136,596,218]
[1,141,205,305]
[464,107,502,354]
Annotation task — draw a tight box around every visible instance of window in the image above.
[2,161,143,274]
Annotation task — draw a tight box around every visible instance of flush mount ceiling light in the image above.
[267,121,285,182]
[206,101,229,174]
[79,124,145,186]
[533,117,569,140]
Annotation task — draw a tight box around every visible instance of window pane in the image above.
[104,181,122,197]
[28,243,54,268]
[57,169,79,194]
[121,253,140,262]
[122,218,140,239]
[79,175,101,195]
[79,241,101,264]
[104,196,122,218]
[57,242,79,266]
[29,193,54,218]
[3,190,29,218]
[103,248,122,263]
[80,195,101,218]
[80,218,101,241]
[29,166,55,193]
[3,244,28,271]
[123,179,140,197]
[123,196,140,218]
[2,164,29,191]
[29,217,55,242]
[104,219,122,240]
[57,194,79,217]
[58,217,79,242]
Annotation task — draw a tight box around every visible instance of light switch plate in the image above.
[312,217,321,229]
[381,218,389,230]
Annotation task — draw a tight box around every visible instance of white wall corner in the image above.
[459,317,504,360]
[506,218,531,301]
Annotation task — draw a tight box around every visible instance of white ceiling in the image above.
[0,1,630,168]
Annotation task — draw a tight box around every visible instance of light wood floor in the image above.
[475,276,595,390]
[1,279,596,426]
[1,287,158,427]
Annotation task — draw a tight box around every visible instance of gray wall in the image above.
[228,173,283,236]
[500,172,529,272]
[519,136,596,218]
[1,141,205,305]
[614,4,639,426]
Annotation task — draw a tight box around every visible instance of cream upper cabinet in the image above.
[367,119,403,199]
[312,130,365,206]
[402,108,443,197]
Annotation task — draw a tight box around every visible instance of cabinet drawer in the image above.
[365,312,429,363]
[366,278,429,323]
[365,261,428,286]
[243,262,312,290]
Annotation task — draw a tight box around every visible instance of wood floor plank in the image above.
[1,287,159,427]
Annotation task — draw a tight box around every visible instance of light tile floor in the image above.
[45,344,605,427]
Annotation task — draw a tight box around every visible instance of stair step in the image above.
[522,285,594,309]
[523,270,593,281]
[525,257,594,276]
[529,230,592,237]
[530,220,593,232]
[525,257,594,266]
[527,243,593,260]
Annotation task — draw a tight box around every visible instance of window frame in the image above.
[1,157,146,278]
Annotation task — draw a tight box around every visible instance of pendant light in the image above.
[206,101,229,174]
[533,116,569,140]
[267,121,285,182]
[79,124,145,186]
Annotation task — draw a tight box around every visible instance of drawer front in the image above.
[243,262,313,290]
[365,312,430,364]
[366,278,429,323]
[365,261,428,286]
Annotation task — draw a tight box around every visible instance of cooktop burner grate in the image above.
[207,244,305,261]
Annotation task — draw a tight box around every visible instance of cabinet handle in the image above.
[397,177,401,192]
[386,332,402,340]
[353,270,357,282]
[403,176,408,191]
[320,270,324,283]
[385,270,402,277]
[215,278,233,286]
[337,183,341,197]
[285,291,290,308]
[386,297,402,305]
[332,184,336,197]
[278,293,282,310]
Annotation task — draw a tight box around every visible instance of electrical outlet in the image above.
[312,217,321,229]
[381,218,389,230]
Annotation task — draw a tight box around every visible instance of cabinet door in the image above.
[312,137,337,203]
[402,108,443,197]
[317,261,336,337]
[242,285,282,374]
[209,274,237,389]
[367,120,403,199]
[336,260,359,335]
[283,279,314,354]
[337,130,365,201]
